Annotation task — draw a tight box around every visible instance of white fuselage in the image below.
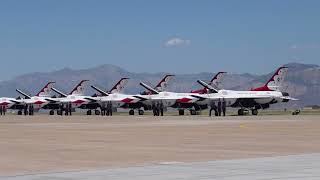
[22,96,53,110]
[52,95,92,108]
[139,91,200,108]
[92,93,141,108]
[197,89,286,107]
[0,97,21,109]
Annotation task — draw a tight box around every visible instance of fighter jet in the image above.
[15,82,57,114]
[134,82,200,116]
[50,80,99,115]
[192,67,297,115]
[90,78,143,115]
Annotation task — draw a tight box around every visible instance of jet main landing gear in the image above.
[178,109,185,116]
[251,109,258,115]
[129,109,135,115]
[138,109,144,115]
[87,110,92,115]
[49,110,54,115]
[238,108,258,116]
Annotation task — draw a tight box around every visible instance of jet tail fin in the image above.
[209,72,227,87]
[91,85,109,96]
[154,74,174,91]
[192,72,227,94]
[69,80,89,95]
[16,89,32,99]
[140,82,159,94]
[251,67,288,91]
[196,80,218,93]
[36,82,55,97]
[109,78,129,94]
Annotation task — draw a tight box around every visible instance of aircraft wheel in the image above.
[178,109,185,116]
[17,110,22,115]
[252,109,258,116]
[190,109,196,115]
[87,110,92,115]
[238,109,244,116]
[129,109,135,115]
[49,110,55,115]
[95,110,101,115]
[138,110,144,115]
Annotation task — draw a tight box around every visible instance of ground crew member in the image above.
[101,103,106,116]
[65,104,69,116]
[152,102,156,116]
[209,101,216,117]
[29,105,33,116]
[3,106,6,116]
[106,101,111,116]
[59,103,64,116]
[222,98,226,116]
[217,99,222,116]
[24,105,28,116]
[0,106,3,116]
[109,102,113,116]
[106,103,110,116]
[156,102,160,116]
[68,103,72,116]
[160,101,164,116]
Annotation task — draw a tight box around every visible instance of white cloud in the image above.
[165,37,190,47]
[290,44,298,49]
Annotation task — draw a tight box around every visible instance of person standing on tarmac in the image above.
[152,102,156,116]
[65,104,69,116]
[59,103,63,116]
[156,102,160,116]
[106,101,110,116]
[29,105,33,116]
[217,99,222,116]
[109,101,113,116]
[222,98,226,116]
[101,103,106,116]
[160,101,164,116]
[2,106,6,116]
[24,105,28,116]
[68,103,72,116]
[209,101,216,117]
[0,105,3,116]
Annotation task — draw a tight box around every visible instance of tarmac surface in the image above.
[0,115,320,179]
[2,153,320,180]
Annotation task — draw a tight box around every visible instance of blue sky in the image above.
[0,0,319,80]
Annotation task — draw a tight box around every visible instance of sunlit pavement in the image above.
[2,153,320,180]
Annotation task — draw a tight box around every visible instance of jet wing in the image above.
[45,98,60,103]
[9,99,22,104]
[133,95,148,101]
[190,94,207,101]
[200,93,276,100]
[84,97,98,102]
[280,96,299,101]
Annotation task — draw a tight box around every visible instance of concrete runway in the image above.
[1,115,320,179]
[2,153,320,180]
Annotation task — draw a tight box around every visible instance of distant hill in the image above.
[0,62,319,108]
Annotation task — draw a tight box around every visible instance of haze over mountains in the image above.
[0,62,319,107]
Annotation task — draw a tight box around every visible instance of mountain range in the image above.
[0,62,319,108]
